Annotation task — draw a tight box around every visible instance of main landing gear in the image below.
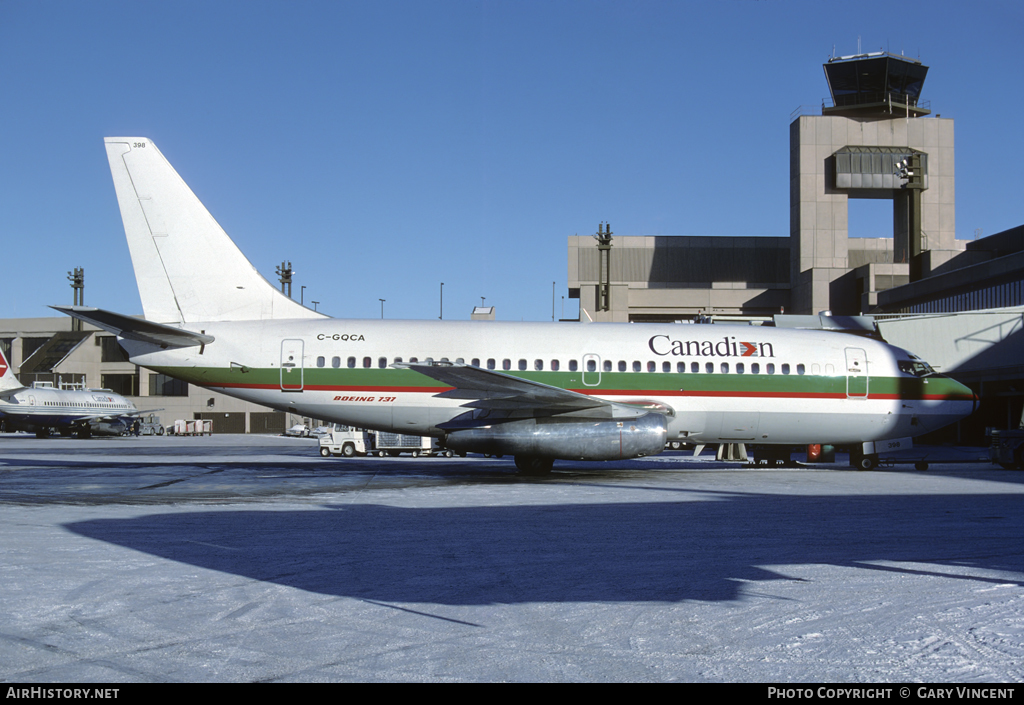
[514,456,554,475]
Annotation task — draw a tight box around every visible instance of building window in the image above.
[149,373,188,397]
[101,373,139,396]
[99,336,130,362]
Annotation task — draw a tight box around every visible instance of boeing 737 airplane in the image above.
[55,137,976,471]
[0,349,141,438]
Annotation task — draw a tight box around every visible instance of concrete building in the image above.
[0,316,295,434]
[569,52,968,322]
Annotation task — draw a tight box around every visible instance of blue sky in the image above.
[1,0,1021,321]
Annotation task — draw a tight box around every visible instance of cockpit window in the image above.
[899,360,935,377]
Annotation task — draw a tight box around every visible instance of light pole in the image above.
[311,301,319,312]
[300,285,306,306]
[379,299,385,319]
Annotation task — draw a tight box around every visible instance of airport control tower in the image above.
[789,52,958,315]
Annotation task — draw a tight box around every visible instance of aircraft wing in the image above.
[395,362,654,419]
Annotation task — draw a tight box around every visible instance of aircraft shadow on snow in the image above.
[64,489,1024,605]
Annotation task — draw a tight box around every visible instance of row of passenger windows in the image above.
[43,400,131,408]
[314,355,809,376]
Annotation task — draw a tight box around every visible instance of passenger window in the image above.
[767,363,775,374]
[691,362,699,373]
[487,358,495,370]
[586,359,596,372]
[706,362,714,374]
[797,364,805,375]
[721,362,729,374]
[781,364,790,375]
[393,357,402,364]
[550,359,560,371]
[347,357,356,369]
[456,358,464,365]
[603,360,612,372]
[503,359,511,370]
[647,361,656,373]
[378,357,387,369]
[618,360,626,372]
[736,363,744,374]
[471,358,480,367]
[569,359,578,371]
[316,356,325,368]
[332,356,341,368]
[751,363,759,374]
[534,359,544,371]
[363,357,371,368]
[518,359,527,371]
[409,357,418,363]
[663,361,671,373]
[632,361,641,372]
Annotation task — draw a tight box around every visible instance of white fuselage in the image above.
[122,317,975,447]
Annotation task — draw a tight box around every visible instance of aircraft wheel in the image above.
[915,461,929,471]
[342,443,356,457]
[514,456,554,475]
[319,447,331,457]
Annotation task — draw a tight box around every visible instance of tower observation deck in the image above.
[823,52,930,118]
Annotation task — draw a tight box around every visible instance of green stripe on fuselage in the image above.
[145,365,964,400]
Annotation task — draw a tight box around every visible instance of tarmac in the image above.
[1,434,1022,682]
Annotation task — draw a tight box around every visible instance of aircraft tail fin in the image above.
[104,137,324,325]
[0,348,23,392]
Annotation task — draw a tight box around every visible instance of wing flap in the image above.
[395,362,643,418]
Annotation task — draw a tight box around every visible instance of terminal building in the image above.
[569,52,970,322]
[567,52,1024,443]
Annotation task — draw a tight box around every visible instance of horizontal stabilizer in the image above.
[51,306,214,349]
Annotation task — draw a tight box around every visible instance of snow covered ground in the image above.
[1,435,1022,682]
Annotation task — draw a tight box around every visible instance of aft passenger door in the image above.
[845,347,868,399]
[281,339,304,391]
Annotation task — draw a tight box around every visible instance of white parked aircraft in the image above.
[0,349,141,438]
[56,137,976,471]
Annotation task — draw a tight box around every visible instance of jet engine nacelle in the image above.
[444,413,668,460]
